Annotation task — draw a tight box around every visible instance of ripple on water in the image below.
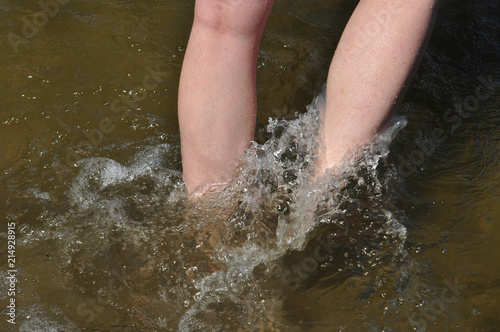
[14,93,416,330]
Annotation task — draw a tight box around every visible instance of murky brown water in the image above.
[0,0,499,331]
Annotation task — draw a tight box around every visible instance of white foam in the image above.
[177,93,410,330]
[58,92,409,330]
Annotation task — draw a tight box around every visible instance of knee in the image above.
[193,0,273,38]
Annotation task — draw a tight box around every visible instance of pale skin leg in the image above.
[318,0,440,171]
[179,0,439,194]
[178,0,274,194]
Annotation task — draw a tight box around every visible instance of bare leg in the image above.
[317,0,439,172]
[179,0,273,194]
[179,0,439,192]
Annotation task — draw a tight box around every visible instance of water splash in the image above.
[16,93,411,330]
[175,93,410,330]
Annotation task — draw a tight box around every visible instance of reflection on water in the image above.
[0,0,499,331]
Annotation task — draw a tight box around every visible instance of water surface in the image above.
[0,0,499,331]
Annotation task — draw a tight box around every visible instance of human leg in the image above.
[318,0,440,172]
[178,0,274,194]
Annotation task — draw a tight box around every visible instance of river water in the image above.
[0,0,499,331]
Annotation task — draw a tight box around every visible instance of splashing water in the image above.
[175,93,410,330]
[13,93,413,331]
